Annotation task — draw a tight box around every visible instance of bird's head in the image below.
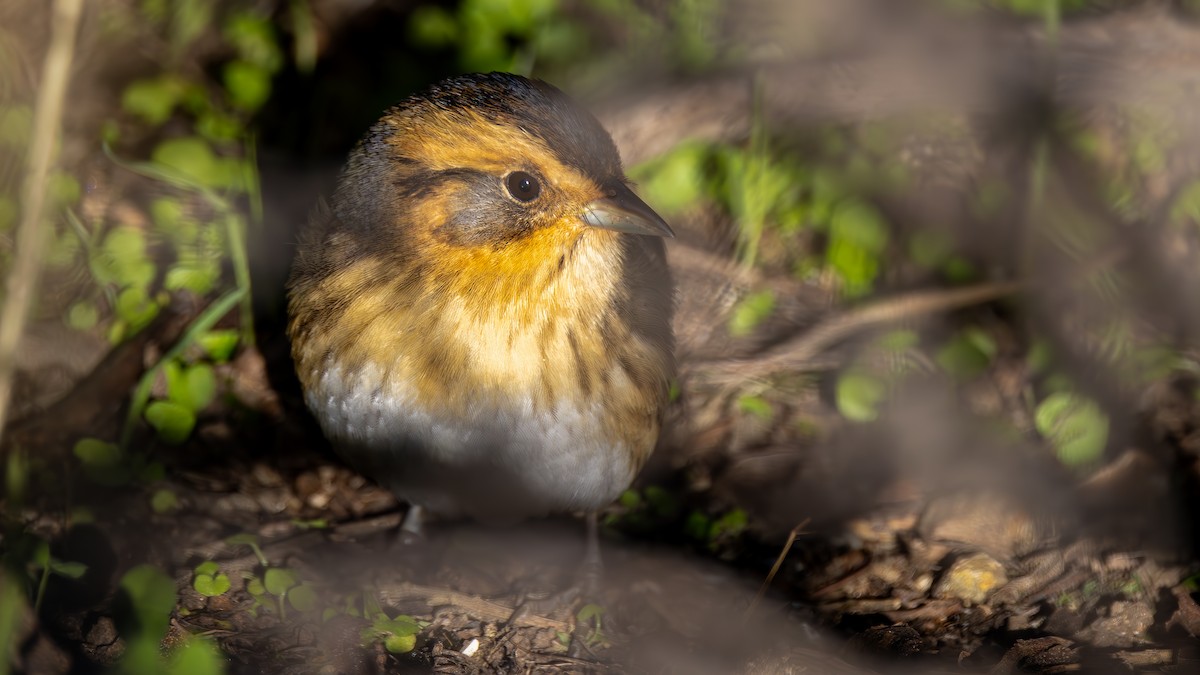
[302,72,672,305]
[288,72,675,409]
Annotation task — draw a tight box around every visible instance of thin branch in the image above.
[0,0,86,441]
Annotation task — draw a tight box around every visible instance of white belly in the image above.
[306,363,637,522]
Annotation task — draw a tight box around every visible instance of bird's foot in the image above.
[500,513,606,658]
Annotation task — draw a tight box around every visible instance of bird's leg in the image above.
[397,503,424,544]
[578,511,603,598]
[499,511,609,653]
[567,511,605,657]
[501,512,604,631]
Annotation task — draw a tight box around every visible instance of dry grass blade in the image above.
[0,0,85,442]
[743,518,809,622]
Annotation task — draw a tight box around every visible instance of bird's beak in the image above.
[581,183,675,238]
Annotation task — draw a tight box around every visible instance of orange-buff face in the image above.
[287,73,675,523]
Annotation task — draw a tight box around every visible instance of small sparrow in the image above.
[287,72,675,528]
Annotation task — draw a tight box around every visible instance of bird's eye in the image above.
[504,171,541,202]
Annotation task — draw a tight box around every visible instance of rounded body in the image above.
[287,73,675,523]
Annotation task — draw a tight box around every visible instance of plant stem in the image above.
[0,0,86,444]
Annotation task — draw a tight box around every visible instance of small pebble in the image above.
[933,552,1008,606]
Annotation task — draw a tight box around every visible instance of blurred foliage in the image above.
[362,611,426,654]
[631,124,904,298]
[406,0,729,81]
[1035,390,1109,468]
[117,565,224,675]
[5,0,1200,666]
[410,0,583,73]
[356,589,427,654]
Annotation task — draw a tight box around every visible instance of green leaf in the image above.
[66,300,100,330]
[167,362,217,413]
[166,637,225,675]
[151,197,185,231]
[530,15,587,63]
[122,638,165,675]
[223,12,284,72]
[383,633,416,654]
[644,486,680,517]
[943,256,977,283]
[364,612,423,652]
[827,201,887,296]
[576,603,605,622]
[618,489,640,509]
[194,561,219,576]
[222,60,271,111]
[169,0,215,57]
[196,111,242,143]
[709,508,748,541]
[737,394,773,420]
[409,6,458,45]
[0,105,32,148]
[6,449,28,504]
[936,327,997,378]
[72,437,133,487]
[263,568,298,596]
[1035,391,1108,468]
[288,583,318,612]
[826,240,878,297]
[1027,340,1052,376]
[292,518,329,530]
[74,438,122,467]
[377,614,423,636]
[100,226,154,288]
[0,571,27,667]
[120,565,177,640]
[192,571,231,597]
[684,511,711,540]
[122,77,182,125]
[151,137,233,189]
[48,172,81,205]
[876,329,919,352]
[835,371,886,422]
[631,143,708,215]
[728,290,775,337]
[49,559,88,579]
[184,364,217,411]
[145,400,196,444]
[151,488,180,513]
[197,330,240,363]
[290,0,319,72]
[830,201,888,253]
[140,461,166,483]
[245,576,266,597]
[165,260,220,295]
